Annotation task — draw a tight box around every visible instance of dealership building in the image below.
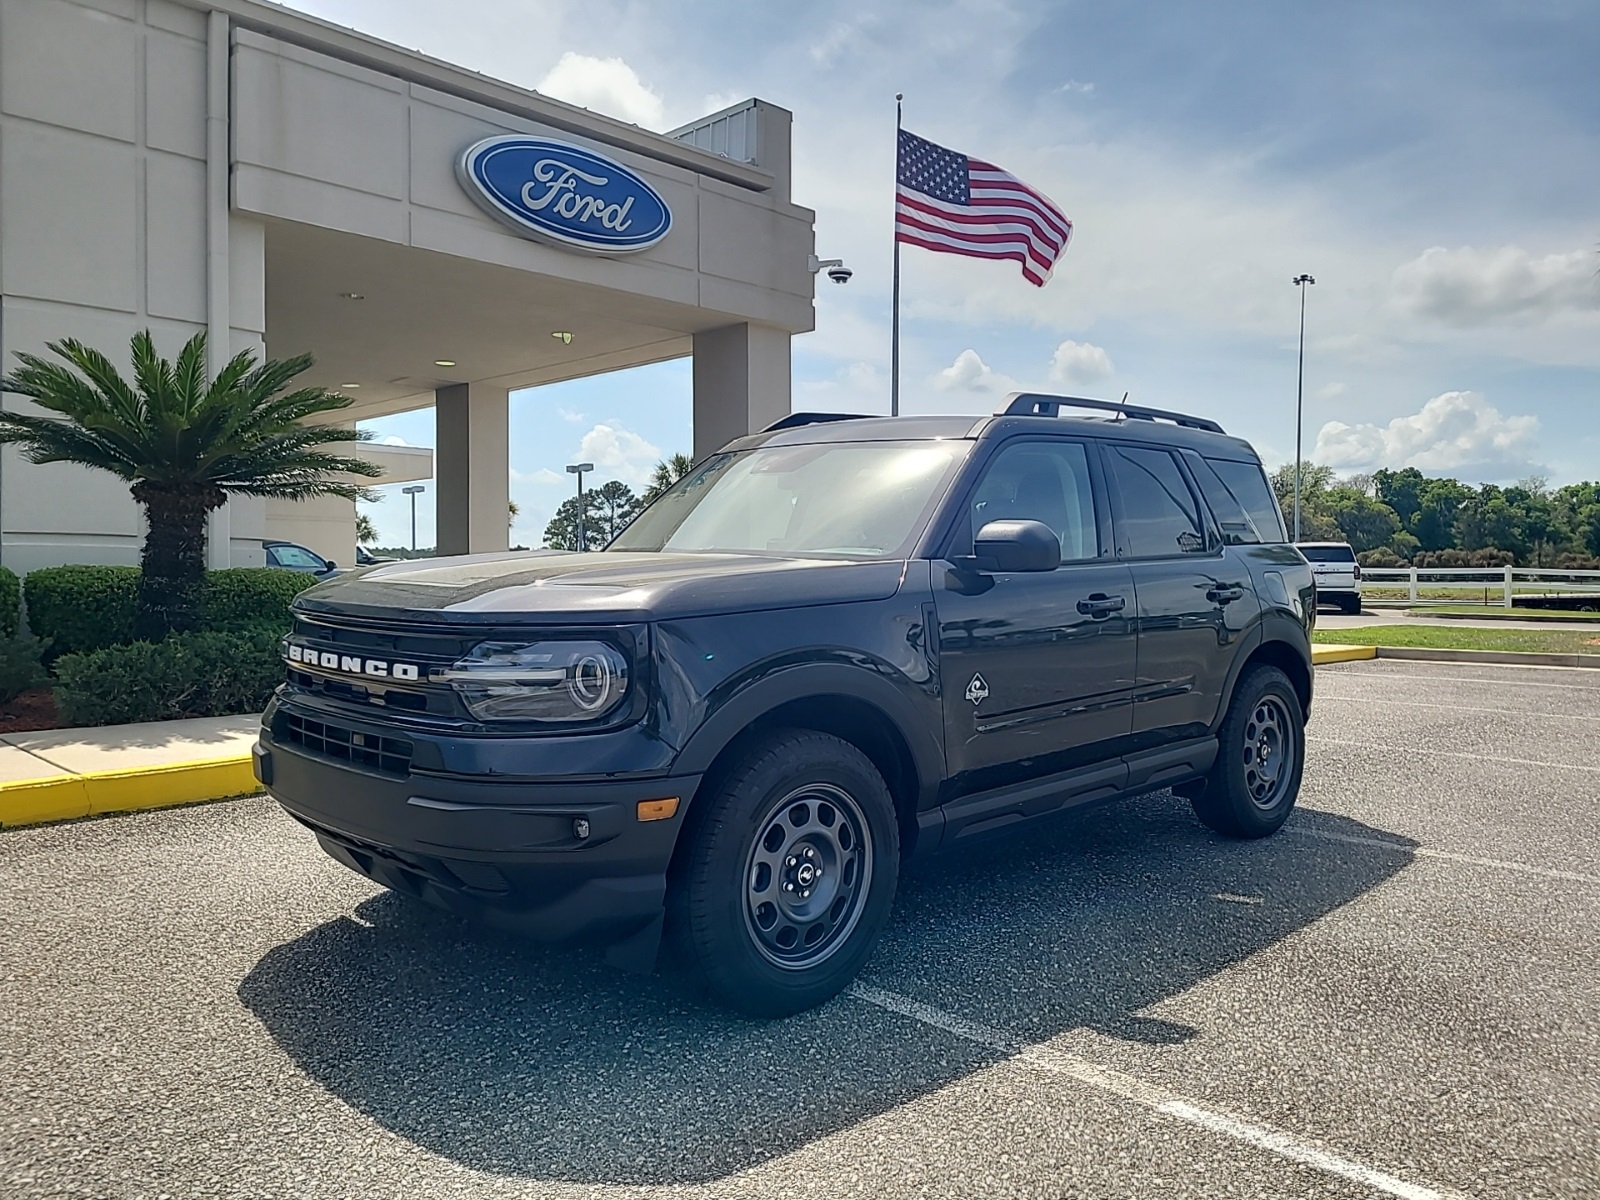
[0,0,817,573]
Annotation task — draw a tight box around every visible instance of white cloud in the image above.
[536,52,664,128]
[1053,80,1095,94]
[378,434,410,446]
[1313,391,1542,482]
[1047,339,1114,387]
[1388,245,1600,326]
[557,407,587,424]
[934,349,1016,394]
[699,91,745,116]
[1315,381,1347,401]
[511,466,565,486]
[577,422,662,488]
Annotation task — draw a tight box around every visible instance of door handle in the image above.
[1207,585,1245,605]
[1077,593,1126,618]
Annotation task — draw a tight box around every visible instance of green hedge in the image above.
[0,566,20,640]
[53,626,283,726]
[25,565,315,655]
[24,565,139,656]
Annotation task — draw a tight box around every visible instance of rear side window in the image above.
[1104,445,1208,558]
[1205,458,1288,543]
[1299,544,1357,563]
[1189,456,1262,545]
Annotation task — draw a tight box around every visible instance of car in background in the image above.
[262,539,339,578]
[355,546,397,567]
[1297,541,1362,613]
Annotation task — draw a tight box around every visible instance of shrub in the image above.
[25,564,314,656]
[201,568,316,632]
[1414,548,1515,569]
[0,567,19,640]
[24,565,139,657]
[0,634,49,703]
[1357,548,1403,568]
[53,627,283,727]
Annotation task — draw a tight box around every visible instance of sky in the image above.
[283,0,1600,549]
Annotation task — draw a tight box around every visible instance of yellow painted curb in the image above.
[1312,643,1379,665]
[0,754,258,830]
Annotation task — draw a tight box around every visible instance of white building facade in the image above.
[0,0,816,573]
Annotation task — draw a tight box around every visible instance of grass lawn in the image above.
[1365,585,1561,601]
[1419,606,1600,622]
[1313,625,1600,655]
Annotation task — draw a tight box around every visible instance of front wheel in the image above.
[668,730,900,1017]
[1189,666,1305,839]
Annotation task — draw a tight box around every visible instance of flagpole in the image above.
[891,93,903,418]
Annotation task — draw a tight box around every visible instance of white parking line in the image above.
[1315,695,1600,722]
[848,983,1469,1200]
[1308,735,1600,775]
[1287,826,1600,886]
[1327,669,1600,691]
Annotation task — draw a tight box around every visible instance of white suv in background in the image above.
[1298,542,1362,614]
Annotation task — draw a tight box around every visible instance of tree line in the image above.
[1270,463,1600,568]
[542,453,694,551]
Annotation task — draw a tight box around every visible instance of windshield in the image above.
[609,440,967,559]
[1299,544,1356,563]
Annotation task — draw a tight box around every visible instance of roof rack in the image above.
[998,392,1225,434]
[762,412,873,432]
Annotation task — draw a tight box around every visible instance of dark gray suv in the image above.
[256,393,1317,1016]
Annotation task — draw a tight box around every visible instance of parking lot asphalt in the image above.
[3,658,1597,1200]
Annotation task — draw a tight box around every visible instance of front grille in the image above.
[283,712,413,776]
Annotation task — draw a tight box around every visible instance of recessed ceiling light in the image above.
[340,382,361,389]
[339,292,365,300]
[434,359,456,367]
[551,331,574,344]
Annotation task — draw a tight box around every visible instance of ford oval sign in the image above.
[457,136,672,254]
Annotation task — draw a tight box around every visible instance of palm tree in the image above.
[0,330,381,639]
[355,512,379,545]
[643,452,695,504]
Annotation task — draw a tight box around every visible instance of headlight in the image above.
[440,640,631,723]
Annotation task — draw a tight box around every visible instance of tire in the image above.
[1189,666,1305,839]
[1343,594,1362,615]
[668,729,900,1017]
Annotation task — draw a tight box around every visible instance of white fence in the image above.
[1361,566,1600,607]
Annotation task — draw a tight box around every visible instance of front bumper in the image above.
[255,728,700,948]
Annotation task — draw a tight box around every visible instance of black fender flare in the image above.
[1214,614,1314,731]
[669,661,945,810]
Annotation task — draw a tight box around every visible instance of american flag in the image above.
[895,129,1072,287]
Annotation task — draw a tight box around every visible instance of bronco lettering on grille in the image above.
[284,640,421,682]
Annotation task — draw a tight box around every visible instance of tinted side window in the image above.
[1206,458,1287,543]
[272,544,325,570]
[967,440,1099,563]
[1105,445,1207,558]
[1190,456,1263,545]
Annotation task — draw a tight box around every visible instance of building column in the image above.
[435,382,510,556]
[691,324,791,462]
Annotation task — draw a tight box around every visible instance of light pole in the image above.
[566,462,594,551]
[403,485,425,553]
[1292,273,1316,542]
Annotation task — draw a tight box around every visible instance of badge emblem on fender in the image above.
[965,673,990,705]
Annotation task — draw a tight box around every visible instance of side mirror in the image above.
[323,560,338,571]
[972,519,1060,573]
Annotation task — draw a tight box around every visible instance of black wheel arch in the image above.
[1215,617,1314,732]
[669,663,944,855]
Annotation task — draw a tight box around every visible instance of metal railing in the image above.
[1360,566,1600,607]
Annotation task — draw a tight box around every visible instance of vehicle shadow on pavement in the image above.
[238,792,1415,1186]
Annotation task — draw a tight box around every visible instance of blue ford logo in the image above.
[457,135,672,254]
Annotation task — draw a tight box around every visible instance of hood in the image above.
[292,549,910,625]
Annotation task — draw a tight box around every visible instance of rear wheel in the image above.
[1189,666,1305,839]
[1342,594,1362,615]
[669,730,899,1017]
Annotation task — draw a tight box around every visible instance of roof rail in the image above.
[998,392,1225,434]
[762,412,873,432]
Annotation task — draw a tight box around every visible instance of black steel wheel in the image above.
[669,729,899,1017]
[743,783,874,969]
[1190,665,1305,838]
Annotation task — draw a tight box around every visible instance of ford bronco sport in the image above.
[255,393,1316,1017]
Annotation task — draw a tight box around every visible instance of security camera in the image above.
[808,255,853,285]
